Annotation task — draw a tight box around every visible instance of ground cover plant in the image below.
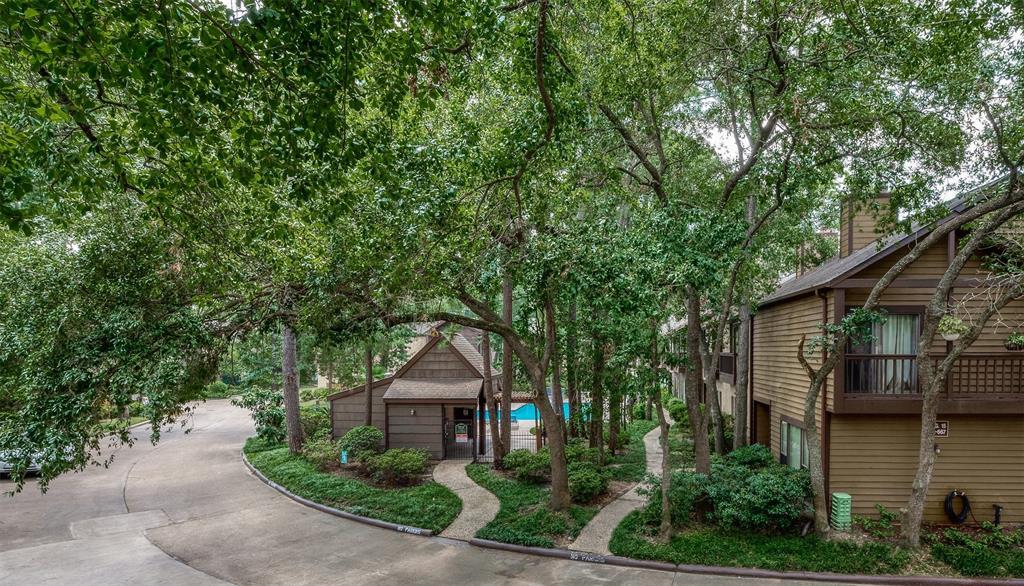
[466,463,597,548]
[243,438,460,533]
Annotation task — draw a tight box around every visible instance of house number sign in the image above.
[455,422,469,443]
[935,421,949,437]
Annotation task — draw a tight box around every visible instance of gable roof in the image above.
[326,327,500,401]
[760,181,1004,307]
[382,378,482,401]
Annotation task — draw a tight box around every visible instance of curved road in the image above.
[0,400,827,585]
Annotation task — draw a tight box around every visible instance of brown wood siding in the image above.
[331,385,387,440]
[829,415,1024,523]
[386,404,444,458]
[844,287,1024,357]
[402,344,476,379]
[855,241,948,279]
[752,293,825,457]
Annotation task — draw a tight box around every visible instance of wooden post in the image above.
[478,396,486,456]
[536,401,543,451]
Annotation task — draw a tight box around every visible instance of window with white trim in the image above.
[780,420,808,470]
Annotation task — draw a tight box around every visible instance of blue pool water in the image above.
[485,402,572,421]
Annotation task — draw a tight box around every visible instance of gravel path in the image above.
[432,459,500,541]
[569,421,669,555]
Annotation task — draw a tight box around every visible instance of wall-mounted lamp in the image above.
[410,409,416,416]
[934,444,942,455]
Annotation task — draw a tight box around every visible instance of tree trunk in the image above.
[364,343,373,426]
[540,300,570,511]
[644,391,653,421]
[685,294,711,473]
[803,365,831,536]
[654,389,673,540]
[482,332,504,465]
[733,304,751,449]
[566,302,581,437]
[282,322,304,453]
[589,338,606,464]
[608,370,621,455]
[499,277,514,466]
[901,202,1024,545]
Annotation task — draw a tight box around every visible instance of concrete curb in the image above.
[469,538,1024,585]
[241,453,1022,585]
[240,450,435,537]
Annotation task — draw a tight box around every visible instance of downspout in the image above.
[817,289,831,517]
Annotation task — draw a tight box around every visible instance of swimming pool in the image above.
[485,402,573,421]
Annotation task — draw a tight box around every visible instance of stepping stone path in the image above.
[569,421,670,555]
[432,459,500,541]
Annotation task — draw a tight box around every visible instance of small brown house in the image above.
[327,327,500,459]
[750,192,1024,524]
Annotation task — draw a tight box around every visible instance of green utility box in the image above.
[831,492,852,531]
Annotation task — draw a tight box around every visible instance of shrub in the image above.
[703,457,811,532]
[365,448,429,486]
[232,387,285,443]
[930,525,1024,577]
[565,439,599,466]
[204,380,233,399]
[638,470,708,528]
[665,397,687,425]
[726,444,774,469]
[503,448,550,482]
[302,434,341,471]
[632,401,648,420]
[300,386,328,403]
[855,504,899,539]
[339,425,383,455]
[568,461,608,503]
[299,404,331,440]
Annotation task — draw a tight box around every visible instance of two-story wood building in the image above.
[750,193,1024,524]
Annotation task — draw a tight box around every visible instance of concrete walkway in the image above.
[569,421,669,555]
[1,401,837,585]
[432,459,500,541]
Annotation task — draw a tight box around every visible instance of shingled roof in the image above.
[759,182,1003,307]
[382,378,482,401]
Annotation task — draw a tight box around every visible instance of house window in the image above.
[780,420,808,470]
[846,310,921,394]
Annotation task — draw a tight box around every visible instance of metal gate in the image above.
[443,420,476,460]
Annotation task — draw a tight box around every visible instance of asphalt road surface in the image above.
[0,400,843,585]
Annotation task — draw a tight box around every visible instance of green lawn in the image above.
[466,463,598,548]
[243,438,461,533]
[610,510,911,574]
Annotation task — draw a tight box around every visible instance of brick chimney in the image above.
[840,192,891,257]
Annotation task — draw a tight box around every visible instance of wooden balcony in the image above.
[835,353,1024,414]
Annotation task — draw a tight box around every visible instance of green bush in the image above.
[854,504,899,539]
[568,461,608,503]
[726,444,773,469]
[232,387,285,443]
[365,448,429,486]
[704,456,811,532]
[204,380,233,398]
[302,434,341,471]
[565,439,599,466]
[665,397,687,425]
[299,404,331,440]
[503,448,550,482]
[339,425,383,455]
[632,401,648,420]
[300,386,328,402]
[929,524,1024,577]
[638,470,707,527]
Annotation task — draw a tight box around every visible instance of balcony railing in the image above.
[843,353,1024,399]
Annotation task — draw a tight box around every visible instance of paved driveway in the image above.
[0,400,840,585]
